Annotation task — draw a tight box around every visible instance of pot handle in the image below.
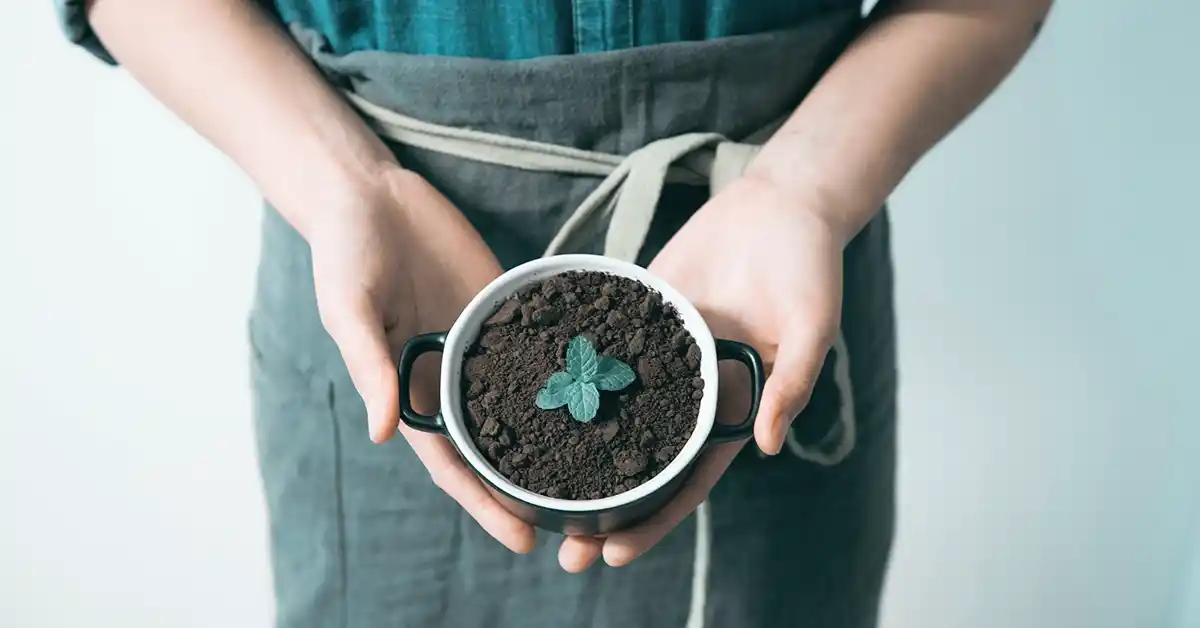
[707,339,766,444]
[397,332,448,434]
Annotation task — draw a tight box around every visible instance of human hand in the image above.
[557,174,850,570]
[305,167,536,553]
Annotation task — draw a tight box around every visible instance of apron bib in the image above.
[250,8,897,627]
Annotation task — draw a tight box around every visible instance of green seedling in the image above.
[535,335,635,422]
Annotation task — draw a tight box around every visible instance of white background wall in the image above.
[2,2,1196,627]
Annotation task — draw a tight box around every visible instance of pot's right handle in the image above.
[397,332,448,434]
[707,339,766,444]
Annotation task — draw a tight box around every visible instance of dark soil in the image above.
[461,271,703,500]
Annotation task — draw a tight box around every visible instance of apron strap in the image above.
[550,133,728,262]
[346,91,754,264]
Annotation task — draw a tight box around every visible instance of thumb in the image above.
[321,297,400,444]
[754,324,834,455]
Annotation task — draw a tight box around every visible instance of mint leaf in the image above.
[591,356,636,391]
[567,381,601,422]
[541,336,632,422]
[566,335,598,381]
[536,372,577,410]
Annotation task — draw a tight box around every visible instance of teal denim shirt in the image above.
[57,0,859,62]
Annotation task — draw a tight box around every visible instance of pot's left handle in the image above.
[397,332,448,434]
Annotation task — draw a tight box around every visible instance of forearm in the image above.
[88,0,396,237]
[746,0,1054,242]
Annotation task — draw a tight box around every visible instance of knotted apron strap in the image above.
[549,133,729,262]
[346,91,747,263]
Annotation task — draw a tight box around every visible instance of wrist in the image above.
[272,156,406,240]
[737,168,876,248]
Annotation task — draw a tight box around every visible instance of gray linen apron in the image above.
[249,7,896,627]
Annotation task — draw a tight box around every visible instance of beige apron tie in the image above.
[348,93,755,261]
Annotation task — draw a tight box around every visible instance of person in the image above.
[57,0,1053,626]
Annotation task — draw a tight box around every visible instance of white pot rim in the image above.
[439,254,719,512]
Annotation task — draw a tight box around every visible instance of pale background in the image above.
[2,2,1197,627]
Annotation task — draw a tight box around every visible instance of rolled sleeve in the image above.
[55,0,117,65]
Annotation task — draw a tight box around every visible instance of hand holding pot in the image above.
[559,174,848,570]
[307,167,537,553]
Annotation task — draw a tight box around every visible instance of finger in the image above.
[755,324,833,455]
[558,536,603,573]
[404,426,537,554]
[601,442,742,567]
[321,296,400,444]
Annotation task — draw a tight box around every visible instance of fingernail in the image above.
[367,412,387,444]
[770,416,791,455]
